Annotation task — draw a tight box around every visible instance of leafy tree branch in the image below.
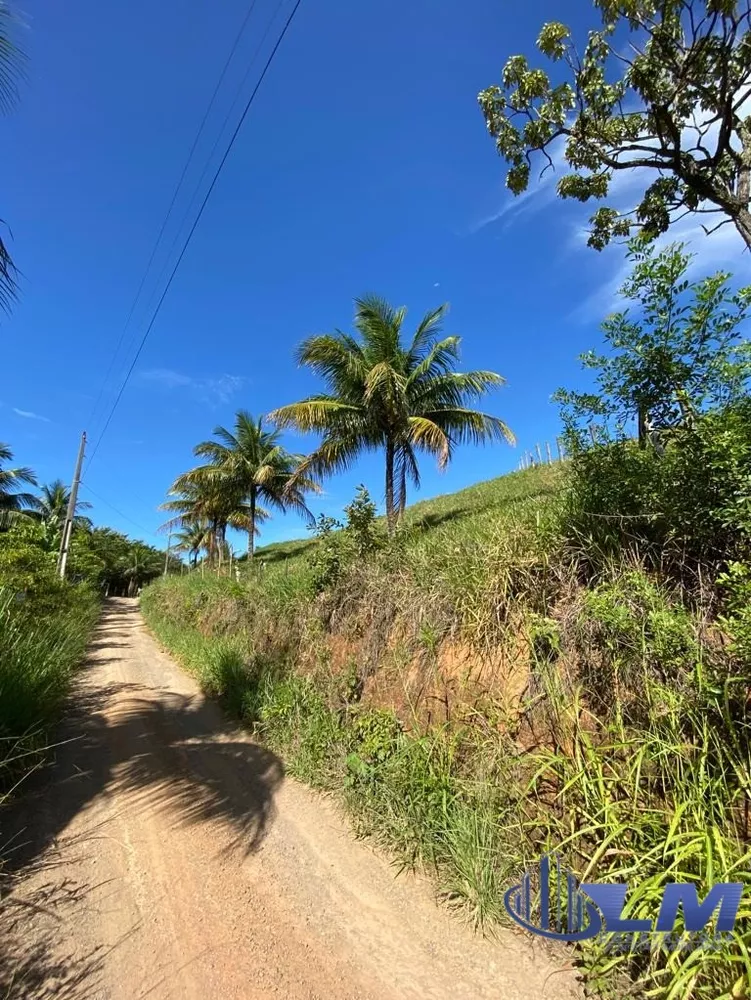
[478,1,751,250]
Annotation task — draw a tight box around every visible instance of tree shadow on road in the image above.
[0,600,286,995]
[0,873,111,1000]
[3,683,285,870]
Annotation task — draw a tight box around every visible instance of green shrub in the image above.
[0,521,57,596]
[563,400,751,574]
[574,571,699,724]
[718,561,751,669]
[307,514,345,593]
[343,485,384,559]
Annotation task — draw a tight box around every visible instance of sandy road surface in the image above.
[2,598,580,1000]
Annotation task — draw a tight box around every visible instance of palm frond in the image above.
[425,407,516,449]
[354,295,406,361]
[0,442,38,518]
[406,336,461,387]
[0,464,36,488]
[412,370,507,407]
[0,224,18,313]
[269,397,362,432]
[293,435,372,482]
[210,424,240,452]
[407,415,452,466]
[0,4,25,114]
[295,334,367,391]
[364,361,408,409]
[407,304,449,363]
[0,7,26,314]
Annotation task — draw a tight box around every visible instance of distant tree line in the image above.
[0,448,172,595]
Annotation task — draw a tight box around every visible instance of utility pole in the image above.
[163,529,172,577]
[58,431,86,581]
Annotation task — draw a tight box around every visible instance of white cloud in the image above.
[473,126,747,325]
[141,369,194,390]
[13,407,50,422]
[469,136,569,235]
[140,369,245,405]
[469,177,556,235]
[568,172,747,324]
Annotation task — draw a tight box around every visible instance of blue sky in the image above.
[1,0,745,550]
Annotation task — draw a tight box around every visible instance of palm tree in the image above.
[122,542,161,596]
[0,441,37,528]
[174,412,320,558]
[35,479,93,533]
[270,297,515,532]
[0,3,25,314]
[160,477,249,568]
[173,522,211,568]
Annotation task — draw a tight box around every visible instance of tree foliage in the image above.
[0,441,37,528]
[0,519,167,596]
[556,240,751,572]
[172,521,212,567]
[70,527,167,595]
[479,2,751,249]
[0,441,169,595]
[30,478,93,551]
[270,296,514,533]
[0,519,55,593]
[555,240,751,445]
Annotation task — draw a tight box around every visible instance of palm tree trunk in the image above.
[397,459,407,521]
[385,438,396,535]
[248,489,256,559]
[208,520,217,566]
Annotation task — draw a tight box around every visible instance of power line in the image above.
[133,0,287,328]
[86,0,304,471]
[81,482,157,537]
[86,0,261,437]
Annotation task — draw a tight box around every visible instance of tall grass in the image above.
[0,583,99,799]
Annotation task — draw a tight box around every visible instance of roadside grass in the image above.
[0,583,99,801]
[0,576,100,999]
[142,461,751,1000]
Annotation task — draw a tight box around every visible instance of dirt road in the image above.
[2,598,580,1000]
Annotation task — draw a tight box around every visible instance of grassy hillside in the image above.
[252,464,561,570]
[143,450,751,1000]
